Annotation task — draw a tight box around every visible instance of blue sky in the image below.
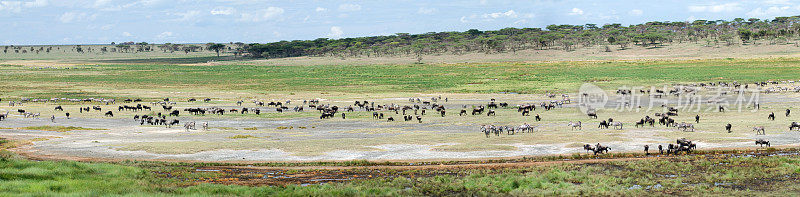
[2,0,800,45]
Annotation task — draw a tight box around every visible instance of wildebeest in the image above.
[583,144,594,153]
[635,119,645,128]
[726,123,732,133]
[768,112,775,121]
[791,122,800,131]
[169,110,180,117]
[472,107,484,115]
[753,126,766,135]
[592,144,610,155]
[535,114,541,121]
[755,139,770,147]
[104,111,114,117]
[54,106,63,111]
[787,109,791,117]
[460,109,467,116]
[486,110,495,116]
[644,145,649,155]
[168,119,180,128]
[598,120,609,129]
[387,117,394,122]
[587,112,597,119]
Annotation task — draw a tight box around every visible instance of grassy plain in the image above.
[2,58,800,100]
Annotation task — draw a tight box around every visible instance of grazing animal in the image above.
[787,109,791,117]
[593,144,611,155]
[644,145,649,155]
[587,112,597,119]
[695,115,700,123]
[535,114,541,121]
[0,111,8,121]
[168,119,180,128]
[54,106,63,111]
[598,120,609,129]
[791,122,800,131]
[768,112,775,121]
[486,110,495,116]
[184,122,196,131]
[677,122,695,132]
[726,123,732,133]
[583,144,594,153]
[416,115,422,123]
[610,122,623,130]
[568,121,582,130]
[387,117,394,122]
[753,126,766,135]
[755,139,770,147]
[635,119,645,128]
[460,109,467,116]
[202,122,208,130]
[104,111,114,117]
[658,144,663,154]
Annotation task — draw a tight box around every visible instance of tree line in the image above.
[5,16,800,59]
[243,16,800,60]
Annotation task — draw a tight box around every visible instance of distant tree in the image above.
[207,43,225,57]
[607,36,616,45]
[738,28,753,43]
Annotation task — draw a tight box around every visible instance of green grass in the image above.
[19,126,104,132]
[4,58,800,99]
[2,150,800,196]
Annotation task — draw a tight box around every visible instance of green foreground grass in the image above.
[3,58,800,99]
[2,148,800,196]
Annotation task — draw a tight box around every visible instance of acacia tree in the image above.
[207,43,226,57]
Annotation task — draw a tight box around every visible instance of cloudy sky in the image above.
[2,0,800,45]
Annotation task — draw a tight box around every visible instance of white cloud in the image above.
[100,24,113,30]
[459,16,470,23]
[328,26,343,38]
[122,32,132,37]
[174,10,201,21]
[0,1,23,13]
[0,0,46,13]
[688,3,741,13]
[315,7,327,12]
[24,0,47,7]
[338,4,361,12]
[59,12,95,23]
[483,10,517,18]
[568,8,584,15]
[239,6,284,22]
[629,9,643,16]
[418,7,436,14]
[764,0,791,5]
[156,31,174,39]
[746,6,798,18]
[211,7,235,15]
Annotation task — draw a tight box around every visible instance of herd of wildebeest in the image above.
[4,80,800,156]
